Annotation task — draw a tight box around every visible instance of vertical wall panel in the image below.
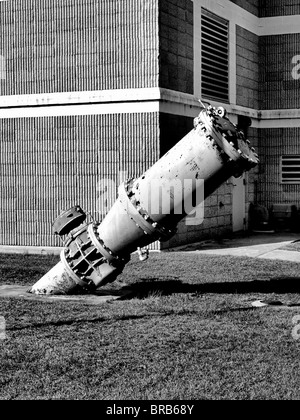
[260,0,300,17]
[260,34,300,110]
[159,0,194,94]
[236,26,259,109]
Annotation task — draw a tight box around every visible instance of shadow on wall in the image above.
[249,203,300,233]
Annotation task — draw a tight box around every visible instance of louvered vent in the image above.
[282,156,300,184]
[201,9,229,102]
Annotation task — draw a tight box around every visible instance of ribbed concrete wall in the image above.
[257,128,300,209]
[0,113,160,247]
[260,34,300,110]
[0,0,159,95]
[260,0,300,17]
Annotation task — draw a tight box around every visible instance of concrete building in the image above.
[0,0,299,252]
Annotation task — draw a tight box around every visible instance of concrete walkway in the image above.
[173,232,300,263]
[0,284,131,305]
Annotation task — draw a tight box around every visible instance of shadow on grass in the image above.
[7,313,177,332]
[122,277,300,300]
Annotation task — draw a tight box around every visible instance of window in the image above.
[201,9,229,102]
[281,156,300,184]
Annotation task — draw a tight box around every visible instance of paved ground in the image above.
[0,285,131,305]
[171,232,300,263]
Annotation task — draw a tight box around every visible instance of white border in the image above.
[0,101,160,118]
[0,88,162,108]
[259,16,300,36]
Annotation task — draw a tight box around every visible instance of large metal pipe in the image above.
[30,105,259,295]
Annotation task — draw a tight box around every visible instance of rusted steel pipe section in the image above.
[30,105,259,295]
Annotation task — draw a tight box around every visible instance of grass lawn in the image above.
[1,251,300,400]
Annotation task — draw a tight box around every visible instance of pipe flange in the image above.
[60,249,93,290]
[87,223,128,268]
[121,181,177,241]
[199,109,259,169]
